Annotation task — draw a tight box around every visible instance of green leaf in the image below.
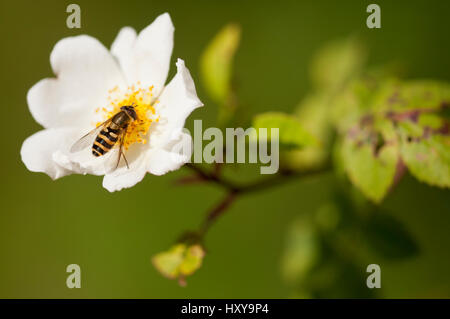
[418,113,445,129]
[331,74,390,131]
[200,23,241,123]
[296,94,332,141]
[364,213,419,259]
[372,80,450,111]
[281,218,320,283]
[283,93,333,171]
[152,244,185,279]
[333,77,450,195]
[179,245,205,276]
[252,112,318,150]
[152,243,205,285]
[310,37,365,91]
[399,130,450,188]
[340,134,399,203]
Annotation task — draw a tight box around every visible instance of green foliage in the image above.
[310,36,365,91]
[309,40,450,201]
[372,80,450,111]
[252,112,318,150]
[332,76,450,201]
[281,191,420,297]
[281,199,373,298]
[281,217,320,283]
[152,243,205,286]
[157,26,449,291]
[399,130,450,188]
[331,74,390,131]
[339,137,398,203]
[198,30,445,204]
[335,117,400,203]
[200,23,241,124]
[283,93,334,171]
[283,37,366,171]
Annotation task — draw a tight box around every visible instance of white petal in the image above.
[151,59,203,149]
[147,148,189,176]
[110,13,174,94]
[21,128,79,180]
[28,35,126,129]
[102,153,148,192]
[110,26,137,67]
[147,131,192,175]
[53,144,120,177]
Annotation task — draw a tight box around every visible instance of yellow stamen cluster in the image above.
[96,82,159,150]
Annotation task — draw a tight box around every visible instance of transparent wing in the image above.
[70,118,112,153]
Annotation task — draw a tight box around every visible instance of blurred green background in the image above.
[0,0,449,298]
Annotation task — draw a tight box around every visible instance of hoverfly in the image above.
[70,104,138,171]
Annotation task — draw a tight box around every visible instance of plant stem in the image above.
[199,191,238,236]
[185,163,239,192]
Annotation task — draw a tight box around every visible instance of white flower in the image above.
[21,13,203,192]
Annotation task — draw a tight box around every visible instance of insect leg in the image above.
[113,128,130,171]
[120,131,129,169]
[121,149,130,169]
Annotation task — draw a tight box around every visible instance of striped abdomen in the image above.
[92,126,120,157]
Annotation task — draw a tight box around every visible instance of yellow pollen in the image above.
[97,83,157,150]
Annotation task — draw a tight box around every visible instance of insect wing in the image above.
[70,118,112,153]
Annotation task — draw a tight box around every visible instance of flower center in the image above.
[96,82,159,150]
